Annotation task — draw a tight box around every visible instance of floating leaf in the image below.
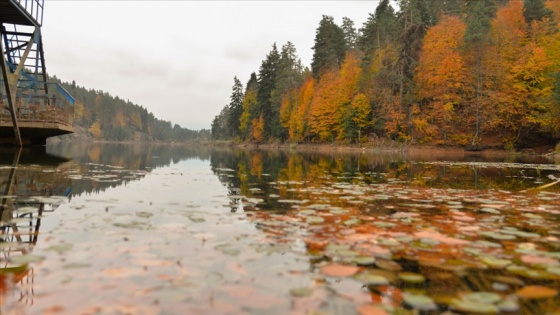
[353,271,389,285]
[403,293,437,311]
[357,304,389,315]
[520,255,559,266]
[451,298,498,314]
[516,285,558,299]
[480,256,512,269]
[306,216,325,224]
[375,259,402,271]
[462,292,502,305]
[320,264,360,277]
[214,244,240,256]
[353,256,376,266]
[398,272,425,284]
[136,211,153,218]
[289,287,314,297]
[299,209,316,215]
[497,299,519,312]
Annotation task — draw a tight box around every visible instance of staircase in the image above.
[0,0,74,146]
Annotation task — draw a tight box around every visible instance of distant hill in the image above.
[49,76,210,143]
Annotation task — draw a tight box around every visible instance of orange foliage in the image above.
[251,115,264,143]
[88,121,102,139]
[309,68,342,141]
[415,15,468,143]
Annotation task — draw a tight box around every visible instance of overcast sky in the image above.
[42,1,382,130]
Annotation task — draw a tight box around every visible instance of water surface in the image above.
[1,144,559,314]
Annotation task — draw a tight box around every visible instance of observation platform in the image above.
[1,0,74,146]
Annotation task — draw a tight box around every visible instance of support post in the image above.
[0,26,37,146]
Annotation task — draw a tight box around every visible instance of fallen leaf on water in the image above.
[516,285,558,299]
[42,305,65,315]
[289,287,314,297]
[520,255,559,266]
[304,238,329,250]
[414,230,469,245]
[357,304,389,315]
[320,264,360,277]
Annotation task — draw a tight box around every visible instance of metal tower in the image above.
[0,0,74,146]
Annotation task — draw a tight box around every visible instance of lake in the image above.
[1,143,559,314]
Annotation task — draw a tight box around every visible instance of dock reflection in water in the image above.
[0,148,71,306]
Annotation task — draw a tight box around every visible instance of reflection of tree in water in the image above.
[47,143,213,197]
[210,148,560,213]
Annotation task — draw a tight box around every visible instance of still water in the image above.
[1,143,559,314]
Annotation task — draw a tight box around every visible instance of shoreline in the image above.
[228,142,554,156]
[48,138,560,157]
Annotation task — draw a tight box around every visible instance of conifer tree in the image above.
[341,17,357,50]
[311,15,347,78]
[257,44,280,140]
[524,0,553,25]
[227,76,244,139]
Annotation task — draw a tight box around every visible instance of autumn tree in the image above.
[351,93,372,144]
[251,115,264,143]
[286,74,314,142]
[415,15,469,144]
[89,121,102,139]
[490,1,529,141]
[337,51,363,141]
[309,68,341,142]
[240,73,258,140]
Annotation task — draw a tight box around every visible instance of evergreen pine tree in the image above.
[227,76,244,139]
[257,44,280,141]
[311,15,347,78]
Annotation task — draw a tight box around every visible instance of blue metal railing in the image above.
[11,0,44,26]
[1,80,75,127]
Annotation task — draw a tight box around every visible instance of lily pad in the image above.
[353,256,376,266]
[289,287,314,297]
[398,272,425,284]
[320,264,360,277]
[403,293,437,311]
[353,271,389,285]
[462,292,502,304]
[306,216,325,224]
[480,256,512,268]
[450,298,498,314]
[516,285,558,299]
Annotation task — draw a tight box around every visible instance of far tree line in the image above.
[51,77,210,142]
[211,0,560,149]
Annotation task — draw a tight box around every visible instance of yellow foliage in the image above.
[74,101,84,121]
[251,115,264,143]
[88,121,102,139]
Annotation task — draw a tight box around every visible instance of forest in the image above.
[50,77,210,143]
[211,0,560,150]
